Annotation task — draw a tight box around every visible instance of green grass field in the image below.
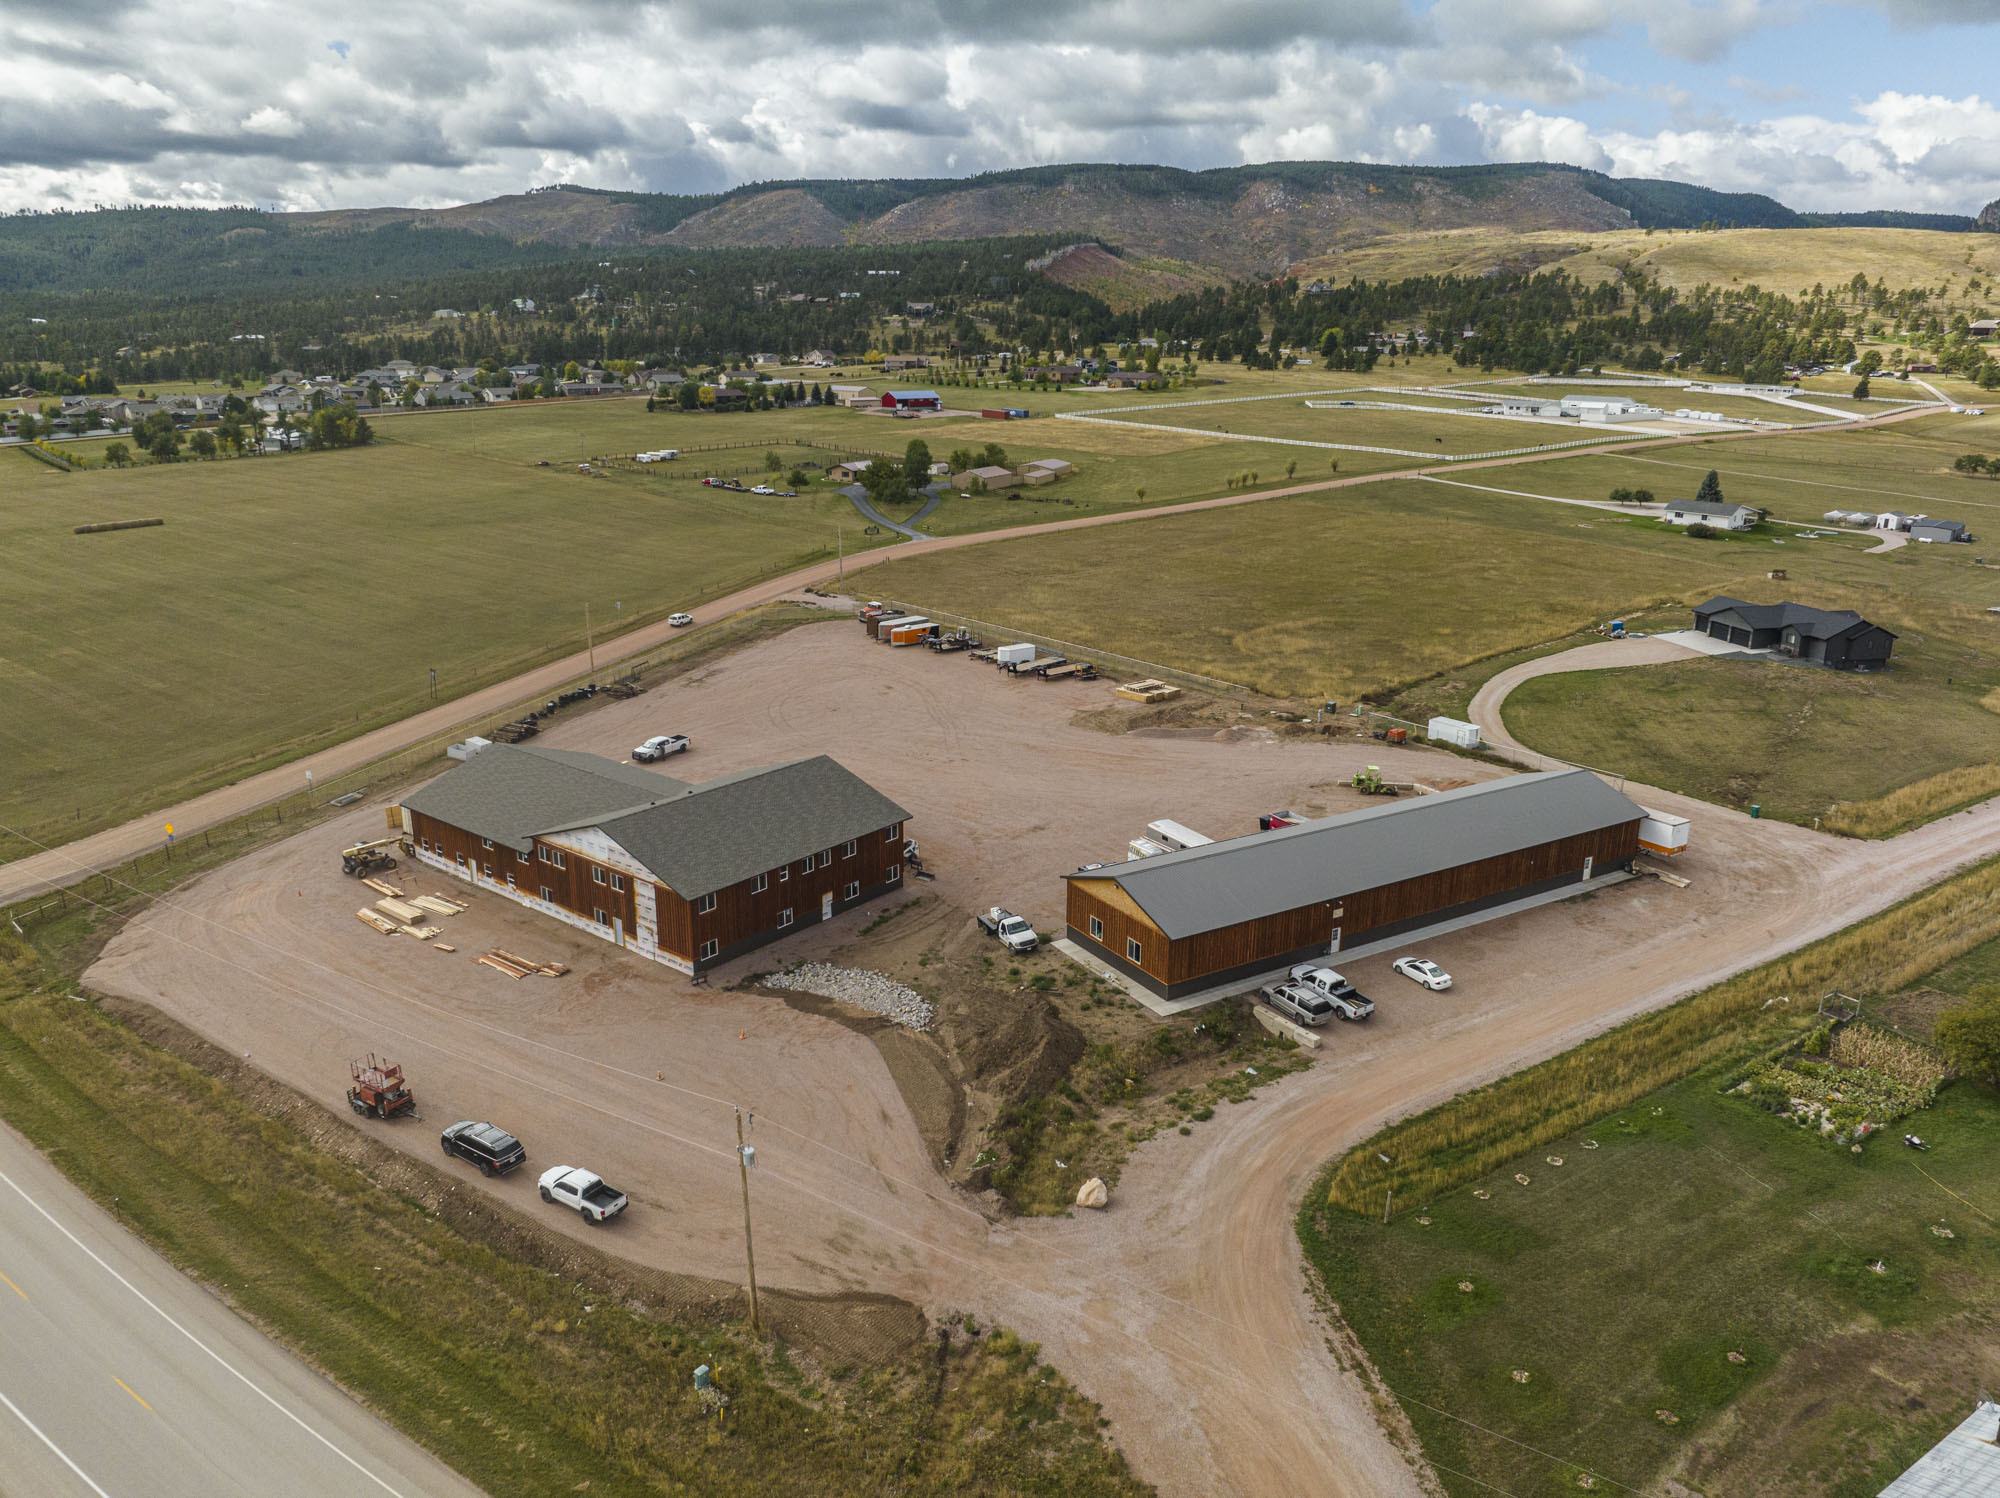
[1302,1066,2000,1498]
[0,427,886,855]
[1501,653,2000,825]
[1071,396,1632,456]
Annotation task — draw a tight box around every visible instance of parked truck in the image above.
[977,907,1039,953]
[538,1166,628,1224]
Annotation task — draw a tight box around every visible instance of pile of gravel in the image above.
[763,963,934,1030]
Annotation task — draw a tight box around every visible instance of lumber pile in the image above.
[477,949,572,979]
[375,897,428,924]
[356,910,400,935]
[1115,679,1181,704]
[362,877,405,898]
[411,894,466,917]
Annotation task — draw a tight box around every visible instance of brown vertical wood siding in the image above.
[411,810,907,968]
[1067,818,1640,994]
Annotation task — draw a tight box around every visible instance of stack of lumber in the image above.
[375,897,428,924]
[411,894,466,917]
[1115,679,1181,704]
[356,909,401,935]
[477,949,573,979]
[362,877,404,898]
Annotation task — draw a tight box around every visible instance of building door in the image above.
[614,917,625,946]
[1329,926,1342,954]
[1582,857,1594,881]
[821,891,834,922]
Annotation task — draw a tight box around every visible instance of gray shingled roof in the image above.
[401,745,685,853]
[1693,595,1892,642]
[403,744,908,898]
[1669,498,1757,517]
[591,756,910,898]
[1067,770,1643,939]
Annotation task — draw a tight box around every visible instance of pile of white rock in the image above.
[763,963,934,1031]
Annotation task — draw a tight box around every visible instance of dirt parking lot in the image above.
[85,618,2000,1498]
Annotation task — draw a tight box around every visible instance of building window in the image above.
[778,865,789,882]
[594,907,610,926]
[1089,915,1103,940]
[699,939,719,961]
[885,822,901,842]
[420,838,430,852]
[753,873,767,894]
[592,867,606,885]
[695,893,716,915]
[482,862,492,878]
[455,853,467,869]
[506,873,516,889]
[843,840,857,859]
[777,908,793,928]
[540,885,555,903]
[1127,937,1142,964]
[887,864,900,883]
[799,857,812,877]
[844,881,859,900]
[480,837,493,850]
[517,850,530,864]
[610,872,624,892]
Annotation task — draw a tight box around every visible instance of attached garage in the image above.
[1063,770,1645,1000]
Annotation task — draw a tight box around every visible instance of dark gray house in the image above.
[1910,518,1972,544]
[1691,597,1896,668]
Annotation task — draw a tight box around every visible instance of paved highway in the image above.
[0,1123,483,1498]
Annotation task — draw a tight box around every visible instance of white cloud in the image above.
[0,0,1993,218]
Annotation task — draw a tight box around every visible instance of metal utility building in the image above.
[1064,770,1644,1000]
[398,745,909,975]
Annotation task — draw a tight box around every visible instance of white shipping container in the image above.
[1637,808,1690,857]
[1127,838,1170,860]
[1146,819,1213,851]
[996,642,1037,666]
[1427,716,1482,749]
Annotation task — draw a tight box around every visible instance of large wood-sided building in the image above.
[1064,770,1644,999]
[398,745,909,975]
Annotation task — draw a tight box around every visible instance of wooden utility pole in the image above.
[735,1107,762,1335]
[585,603,596,673]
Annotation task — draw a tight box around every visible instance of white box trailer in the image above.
[1637,808,1690,857]
[1145,819,1212,852]
[1427,716,1482,749]
[995,642,1037,667]
[1127,838,1170,860]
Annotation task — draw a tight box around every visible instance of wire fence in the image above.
[883,604,1257,696]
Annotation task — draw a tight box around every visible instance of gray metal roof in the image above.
[1879,1402,2000,1498]
[1669,498,1757,517]
[403,744,908,899]
[401,746,685,853]
[1066,770,1643,939]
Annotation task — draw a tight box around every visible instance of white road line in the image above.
[0,1166,410,1498]
[0,1384,115,1498]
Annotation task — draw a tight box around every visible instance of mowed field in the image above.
[0,427,882,855]
[1302,1062,2000,1498]
[1066,394,1634,456]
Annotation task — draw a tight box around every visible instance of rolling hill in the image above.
[0,161,1987,297]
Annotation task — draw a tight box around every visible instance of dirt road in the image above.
[84,622,2000,1498]
[1468,635,1702,765]
[3,397,1936,907]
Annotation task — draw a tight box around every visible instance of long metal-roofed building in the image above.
[1063,770,1646,1000]
[397,744,910,975]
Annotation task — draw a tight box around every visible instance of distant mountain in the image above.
[0,162,1978,297]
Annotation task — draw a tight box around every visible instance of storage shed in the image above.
[1064,770,1644,999]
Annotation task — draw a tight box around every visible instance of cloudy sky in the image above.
[6,0,2000,215]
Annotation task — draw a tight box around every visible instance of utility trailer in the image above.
[928,631,981,652]
[1007,654,1064,675]
[347,1054,417,1119]
[1637,809,1690,857]
[1036,658,1095,680]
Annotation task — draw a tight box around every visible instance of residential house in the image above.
[882,355,931,372]
[955,465,1020,490]
[1662,498,1760,531]
[511,298,537,313]
[1690,597,1896,667]
[827,460,873,483]
[1103,370,1162,388]
[803,349,837,366]
[480,386,516,403]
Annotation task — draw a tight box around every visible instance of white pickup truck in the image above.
[538,1166,629,1224]
[977,907,1039,953]
[1288,963,1375,1021]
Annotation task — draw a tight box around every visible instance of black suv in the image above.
[440,1121,526,1177]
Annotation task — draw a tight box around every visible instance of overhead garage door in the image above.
[1729,626,1752,646]
[1706,620,1730,639]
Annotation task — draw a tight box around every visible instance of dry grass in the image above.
[1824,763,2000,838]
[1325,855,2000,1215]
[1828,1025,1947,1091]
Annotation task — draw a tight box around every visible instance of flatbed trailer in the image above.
[1038,659,1097,680]
[1006,654,1065,675]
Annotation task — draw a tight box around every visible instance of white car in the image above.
[632,733,690,762]
[1392,957,1453,991]
[668,612,694,627]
